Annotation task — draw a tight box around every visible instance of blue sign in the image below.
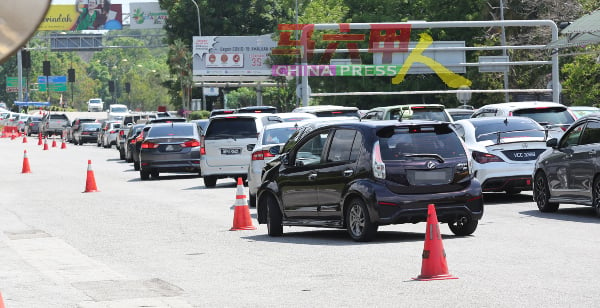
[38,75,67,91]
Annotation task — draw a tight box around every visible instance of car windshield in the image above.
[474,119,545,142]
[148,124,194,137]
[394,107,450,121]
[89,99,102,103]
[262,127,299,145]
[449,112,473,121]
[379,126,466,160]
[111,107,128,113]
[205,118,258,139]
[512,107,575,125]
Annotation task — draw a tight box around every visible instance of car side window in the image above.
[560,123,585,147]
[580,121,600,145]
[327,129,357,162]
[452,123,466,140]
[295,131,331,166]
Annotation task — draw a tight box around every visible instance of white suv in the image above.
[471,101,576,139]
[200,113,283,188]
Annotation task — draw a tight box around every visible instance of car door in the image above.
[543,123,584,198]
[567,120,600,200]
[316,129,363,219]
[278,129,331,218]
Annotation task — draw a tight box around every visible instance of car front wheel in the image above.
[203,176,217,188]
[533,172,559,212]
[448,216,478,236]
[593,178,600,217]
[346,198,378,242]
[266,195,283,236]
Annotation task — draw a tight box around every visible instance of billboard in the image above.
[130,2,168,29]
[39,2,123,31]
[192,34,278,76]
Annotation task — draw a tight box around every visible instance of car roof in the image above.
[479,101,567,110]
[292,105,359,112]
[455,116,539,125]
[210,113,281,120]
[369,104,446,111]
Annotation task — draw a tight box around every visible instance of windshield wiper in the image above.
[404,153,445,163]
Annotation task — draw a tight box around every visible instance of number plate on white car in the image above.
[221,148,241,155]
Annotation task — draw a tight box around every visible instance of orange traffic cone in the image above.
[83,160,100,193]
[37,133,43,145]
[230,177,256,231]
[0,290,5,308]
[61,138,67,149]
[22,133,27,143]
[43,138,49,150]
[51,137,57,147]
[413,204,458,281]
[10,131,16,140]
[21,150,31,174]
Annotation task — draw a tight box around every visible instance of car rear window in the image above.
[397,107,451,121]
[474,119,545,142]
[83,123,101,131]
[148,124,194,137]
[315,110,360,118]
[379,126,466,160]
[262,127,299,145]
[205,118,258,139]
[512,107,575,125]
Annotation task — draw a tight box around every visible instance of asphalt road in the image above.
[1,135,600,307]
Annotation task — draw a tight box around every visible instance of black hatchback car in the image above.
[256,120,484,241]
[533,114,600,216]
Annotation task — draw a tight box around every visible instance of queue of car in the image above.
[10,101,600,242]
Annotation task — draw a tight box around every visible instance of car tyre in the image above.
[346,198,378,242]
[140,169,150,181]
[593,177,600,218]
[203,176,217,188]
[533,172,559,213]
[266,195,283,236]
[151,170,159,178]
[119,147,125,160]
[448,216,478,236]
[133,160,140,171]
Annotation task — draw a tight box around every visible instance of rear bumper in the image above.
[481,176,532,192]
[140,160,201,173]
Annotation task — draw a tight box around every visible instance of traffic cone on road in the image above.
[61,138,67,149]
[83,160,100,193]
[21,150,31,174]
[230,177,256,231]
[51,137,57,148]
[0,290,5,308]
[37,133,43,145]
[412,204,458,281]
[10,131,16,140]
[43,138,49,150]
[22,133,27,143]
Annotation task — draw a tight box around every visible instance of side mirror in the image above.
[269,145,280,156]
[546,138,558,148]
[281,153,290,165]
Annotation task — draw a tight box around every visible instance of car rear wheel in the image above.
[203,176,217,188]
[346,198,378,242]
[266,195,283,236]
[140,169,150,181]
[593,178,600,217]
[533,172,559,212]
[133,160,140,171]
[119,147,125,160]
[249,193,256,208]
[448,216,478,236]
[151,170,159,178]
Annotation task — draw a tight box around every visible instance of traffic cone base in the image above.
[230,177,256,231]
[412,204,458,281]
[83,160,100,193]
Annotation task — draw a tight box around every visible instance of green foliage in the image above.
[189,110,210,119]
[561,53,600,106]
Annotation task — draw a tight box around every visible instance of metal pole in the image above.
[191,0,206,110]
[500,0,509,103]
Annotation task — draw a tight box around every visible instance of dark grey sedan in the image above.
[138,123,201,180]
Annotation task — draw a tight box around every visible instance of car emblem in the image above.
[426,161,437,169]
[522,143,528,149]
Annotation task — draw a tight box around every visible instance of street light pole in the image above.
[190,0,206,111]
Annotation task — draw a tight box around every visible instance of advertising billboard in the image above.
[129,2,168,29]
[39,2,123,31]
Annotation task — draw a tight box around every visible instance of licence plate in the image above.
[414,170,447,181]
[165,145,180,152]
[221,148,241,155]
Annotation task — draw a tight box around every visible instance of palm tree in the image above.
[168,39,193,113]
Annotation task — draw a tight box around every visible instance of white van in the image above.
[107,104,129,122]
[87,98,104,112]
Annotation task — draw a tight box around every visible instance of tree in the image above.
[168,39,193,111]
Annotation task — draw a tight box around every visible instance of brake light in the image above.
[109,130,117,134]
[119,130,125,136]
[252,150,275,161]
[141,142,159,149]
[472,151,504,163]
[332,111,343,114]
[200,135,206,155]
[130,139,137,144]
[372,141,386,179]
[411,106,425,109]
[181,140,200,147]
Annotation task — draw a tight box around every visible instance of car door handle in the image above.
[343,169,354,177]
[308,173,317,181]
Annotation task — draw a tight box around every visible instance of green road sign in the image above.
[38,76,67,92]
[6,77,27,92]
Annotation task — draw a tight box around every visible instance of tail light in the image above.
[119,130,125,137]
[135,131,145,143]
[181,140,200,147]
[472,151,504,163]
[109,130,117,134]
[252,150,275,161]
[141,141,159,149]
[200,135,206,155]
[372,141,386,179]
[130,139,137,144]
